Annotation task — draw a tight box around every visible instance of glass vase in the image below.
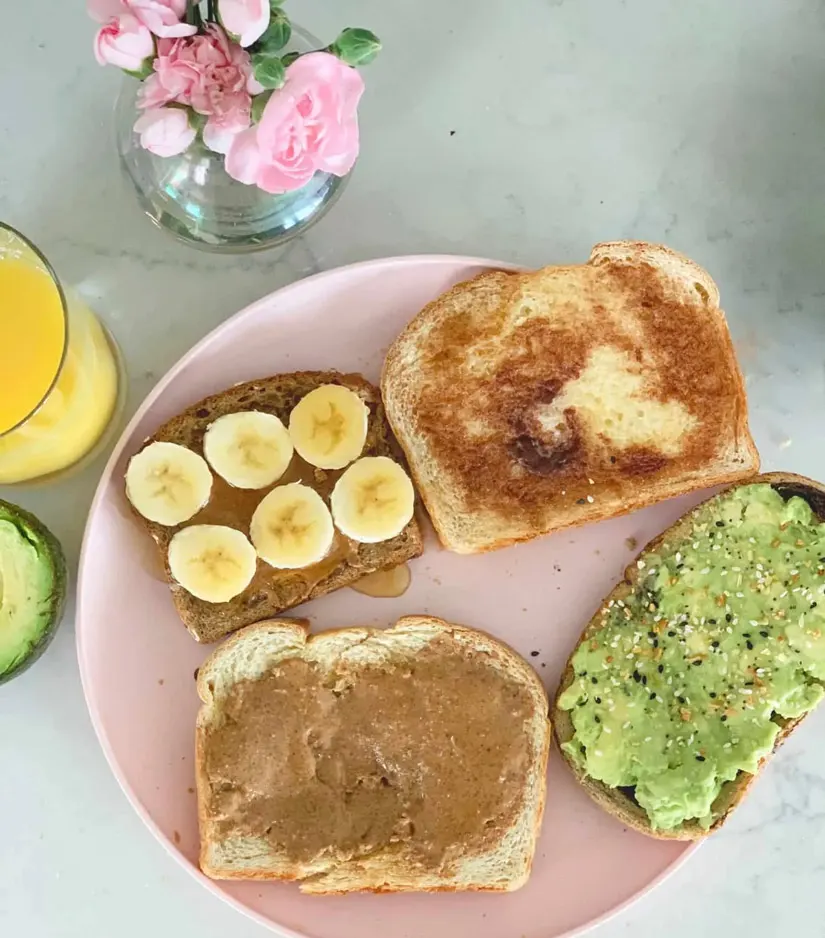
[114,27,349,254]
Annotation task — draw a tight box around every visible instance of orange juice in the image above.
[0,228,120,484]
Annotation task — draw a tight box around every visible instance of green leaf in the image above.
[257,10,291,53]
[251,90,273,124]
[268,0,286,8]
[124,59,155,81]
[281,51,300,67]
[252,54,286,89]
[330,27,382,67]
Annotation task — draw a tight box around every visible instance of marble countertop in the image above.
[2,0,825,935]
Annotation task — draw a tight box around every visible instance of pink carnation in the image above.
[138,24,262,154]
[226,52,363,194]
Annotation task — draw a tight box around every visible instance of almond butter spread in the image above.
[204,641,534,866]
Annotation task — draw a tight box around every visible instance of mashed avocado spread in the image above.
[558,484,825,831]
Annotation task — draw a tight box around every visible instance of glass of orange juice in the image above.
[0,223,123,484]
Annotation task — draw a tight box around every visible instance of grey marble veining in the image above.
[2,1,825,936]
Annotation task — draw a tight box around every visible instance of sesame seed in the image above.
[586,495,594,504]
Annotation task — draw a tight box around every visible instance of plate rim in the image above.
[75,253,699,938]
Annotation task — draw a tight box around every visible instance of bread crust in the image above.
[382,241,759,554]
[195,615,551,892]
[553,472,825,840]
[127,371,423,643]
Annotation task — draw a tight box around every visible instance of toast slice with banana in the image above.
[196,615,551,893]
[554,473,825,839]
[125,372,423,643]
[382,241,759,554]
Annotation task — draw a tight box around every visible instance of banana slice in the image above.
[330,456,414,543]
[288,384,368,469]
[250,482,334,569]
[168,524,257,603]
[203,411,293,489]
[126,441,213,526]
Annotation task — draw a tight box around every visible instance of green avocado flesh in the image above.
[558,484,825,831]
[0,501,66,681]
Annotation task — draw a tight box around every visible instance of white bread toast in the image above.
[196,616,551,893]
[382,241,759,554]
[554,472,825,840]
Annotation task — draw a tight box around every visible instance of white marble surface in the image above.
[2,0,825,935]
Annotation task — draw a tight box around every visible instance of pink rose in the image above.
[138,25,261,153]
[225,52,363,193]
[127,0,196,38]
[94,12,155,71]
[217,0,270,48]
[133,106,197,157]
[88,0,194,41]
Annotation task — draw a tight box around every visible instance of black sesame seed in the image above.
[632,670,642,683]
[812,602,818,608]
[696,755,706,761]
[642,675,648,685]
[677,696,686,704]
[580,744,586,753]
[726,614,733,623]
[668,630,676,637]
[745,681,754,687]
[742,632,751,638]
[576,498,586,505]
[595,697,601,704]
[580,671,588,677]
[594,715,601,723]
[709,692,717,698]
[716,521,725,527]
[746,640,754,650]
[721,715,728,722]
[648,631,657,639]
[649,692,656,700]
[711,641,720,648]
[692,659,703,666]
[658,664,664,673]
[530,650,539,657]
[591,677,598,685]
[708,618,717,625]
[760,631,769,638]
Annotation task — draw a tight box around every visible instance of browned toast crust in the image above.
[553,472,825,840]
[382,242,759,554]
[129,372,423,643]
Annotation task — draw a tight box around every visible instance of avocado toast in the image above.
[554,473,825,839]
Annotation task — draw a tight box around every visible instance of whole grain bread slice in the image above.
[195,615,551,893]
[129,372,423,643]
[382,241,759,554]
[553,472,825,840]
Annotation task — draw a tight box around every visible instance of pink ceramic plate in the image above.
[78,255,702,938]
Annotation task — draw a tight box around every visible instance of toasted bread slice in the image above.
[553,472,825,840]
[382,241,759,554]
[129,372,423,643]
[196,615,551,893]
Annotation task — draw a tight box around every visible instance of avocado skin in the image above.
[0,499,67,685]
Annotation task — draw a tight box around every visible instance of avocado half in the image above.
[0,499,67,684]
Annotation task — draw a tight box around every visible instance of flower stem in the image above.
[207,0,217,23]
